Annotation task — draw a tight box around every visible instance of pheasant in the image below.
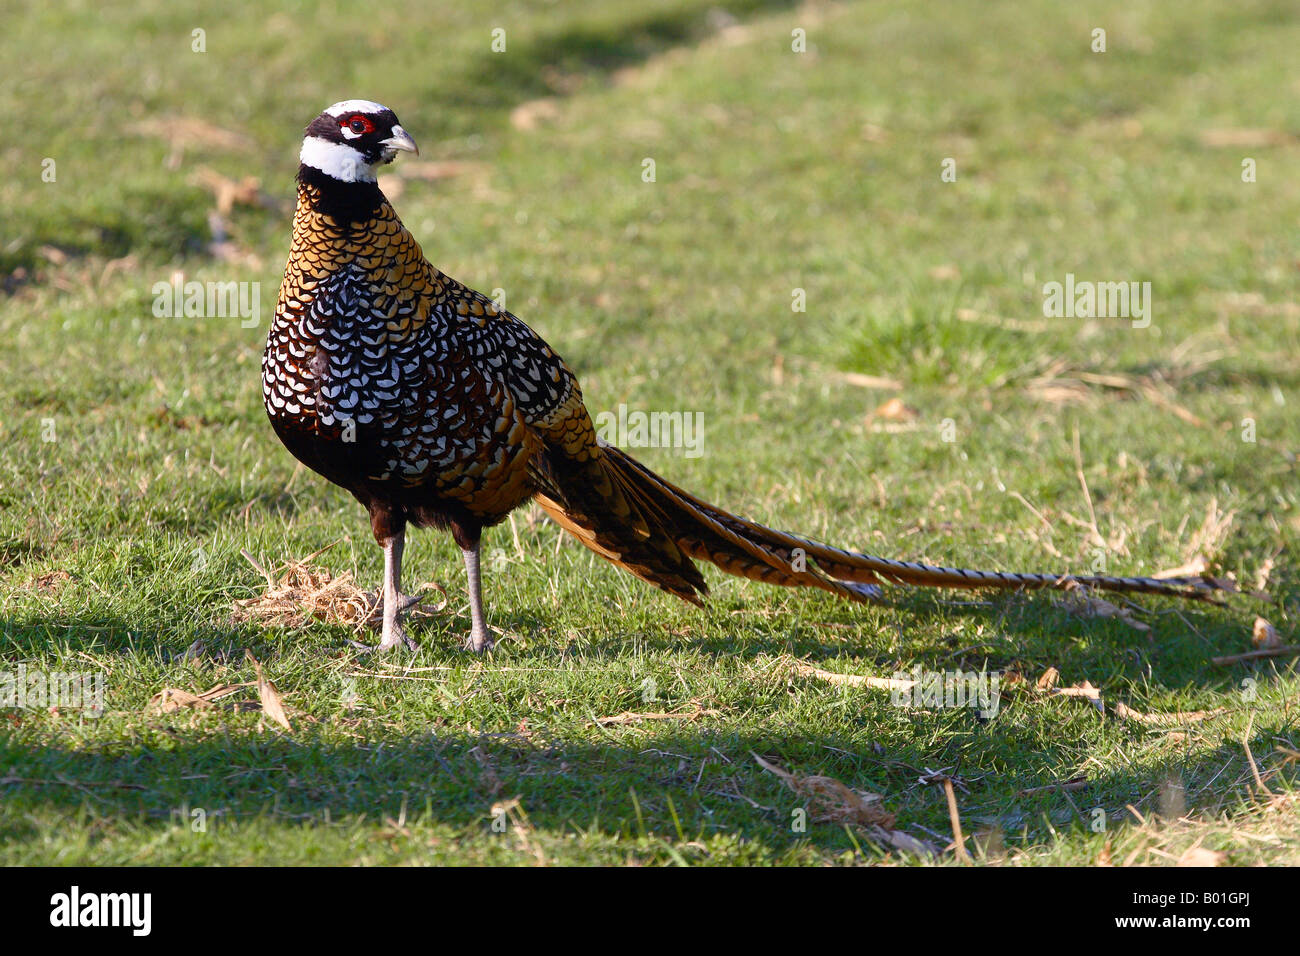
[262,99,1231,653]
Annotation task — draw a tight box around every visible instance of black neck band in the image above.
[297,164,384,225]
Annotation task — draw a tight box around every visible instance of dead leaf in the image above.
[246,651,292,732]
[1252,616,1281,650]
[1035,666,1060,692]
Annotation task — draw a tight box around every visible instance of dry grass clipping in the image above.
[1053,581,1152,631]
[785,658,917,692]
[752,753,895,828]
[232,546,446,632]
[149,683,251,714]
[751,753,939,857]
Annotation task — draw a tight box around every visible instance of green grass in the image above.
[1,0,1298,865]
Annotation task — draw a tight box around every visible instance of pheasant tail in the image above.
[534,443,1228,605]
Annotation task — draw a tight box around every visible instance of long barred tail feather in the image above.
[532,442,1233,607]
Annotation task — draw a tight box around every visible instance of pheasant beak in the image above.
[381,126,419,155]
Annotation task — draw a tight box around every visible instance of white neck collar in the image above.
[299,136,376,183]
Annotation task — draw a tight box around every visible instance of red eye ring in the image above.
[342,114,374,135]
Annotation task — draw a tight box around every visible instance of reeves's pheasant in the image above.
[262,100,1229,653]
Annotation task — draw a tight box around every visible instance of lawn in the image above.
[1,0,1297,865]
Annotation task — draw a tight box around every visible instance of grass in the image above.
[1,0,1298,865]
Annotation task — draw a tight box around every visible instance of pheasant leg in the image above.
[349,530,419,653]
[461,539,492,653]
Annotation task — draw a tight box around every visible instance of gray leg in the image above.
[349,529,419,653]
[462,542,493,653]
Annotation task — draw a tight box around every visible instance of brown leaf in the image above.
[246,651,292,732]
[1252,616,1281,650]
[1035,666,1060,692]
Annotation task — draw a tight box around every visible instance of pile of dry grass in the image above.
[232,546,446,631]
